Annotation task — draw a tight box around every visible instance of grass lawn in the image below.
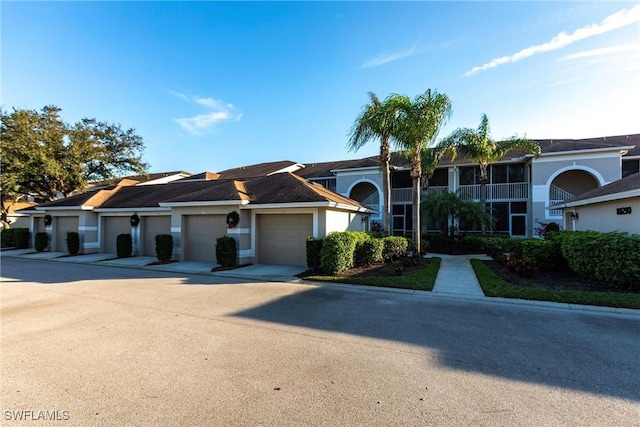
[471,259,640,309]
[304,257,441,291]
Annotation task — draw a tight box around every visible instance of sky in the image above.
[2,1,639,175]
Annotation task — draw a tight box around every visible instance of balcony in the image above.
[392,183,529,203]
[457,183,529,201]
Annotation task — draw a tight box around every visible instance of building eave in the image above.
[158,200,249,208]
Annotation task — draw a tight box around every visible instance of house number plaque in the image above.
[616,207,632,215]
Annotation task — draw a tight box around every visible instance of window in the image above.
[392,170,412,188]
[622,159,640,178]
[428,168,448,186]
[459,166,480,185]
[492,165,508,183]
[508,164,525,183]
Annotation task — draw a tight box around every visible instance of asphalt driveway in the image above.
[1,257,639,426]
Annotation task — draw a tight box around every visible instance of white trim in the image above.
[171,227,181,233]
[94,207,171,213]
[331,167,379,175]
[552,189,640,209]
[244,201,371,212]
[532,147,632,162]
[239,249,254,257]
[36,206,94,211]
[545,165,606,190]
[78,226,98,231]
[227,227,250,234]
[159,200,249,207]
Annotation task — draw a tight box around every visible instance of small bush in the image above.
[216,235,237,267]
[1,229,16,248]
[66,231,80,255]
[35,232,48,252]
[306,237,323,270]
[320,232,359,274]
[354,238,384,267]
[155,234,173,263]
[382,236,409,261]
[13,228,30,249]
[116,233,132,258]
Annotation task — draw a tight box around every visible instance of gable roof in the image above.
[34,173,369,212]
[550,172,640,209]
[296,156,380,179]
[214,160,302,180]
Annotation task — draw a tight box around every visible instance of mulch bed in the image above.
[299,257,429,278]
[480,260,628,293]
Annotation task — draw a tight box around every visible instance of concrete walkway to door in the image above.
[432,253,491,298]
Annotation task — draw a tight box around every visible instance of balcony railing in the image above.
[548,185,574,217]
[457,183,529,201]
[391,188,413,203]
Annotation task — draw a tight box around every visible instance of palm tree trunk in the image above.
[412,176,420,256]
[381,145,392,235]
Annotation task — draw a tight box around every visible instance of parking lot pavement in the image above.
[2,257,639,426]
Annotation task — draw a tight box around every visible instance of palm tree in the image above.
[391,89,452,254]
[347,92,404,235]
[440,114,541,207]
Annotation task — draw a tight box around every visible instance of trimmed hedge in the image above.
[66,231,80,255]
[560,231,640,290]
[1,228,17,248]
[320,232,360,274]
[155,234,173,263]
[35,232,49,252]
[306,237,323,270]
[354,238,384,267]
[116,233,132,258]
[382,236,409,261]
[13,228,30,249]
[216,235,237,267]
[521,238,563,271]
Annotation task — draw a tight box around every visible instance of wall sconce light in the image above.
[361,215,369,223]
[570,212,579,220]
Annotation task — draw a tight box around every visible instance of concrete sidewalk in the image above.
[432,253,491,298]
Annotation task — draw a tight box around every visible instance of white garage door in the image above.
[54,216,79,252]
[104,217,132,254]
[257,214,313,266]
[183,215,228,262]
[142,216,171,257]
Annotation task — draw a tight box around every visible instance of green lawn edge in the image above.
[470,259,640,309]
[304,257,441,291]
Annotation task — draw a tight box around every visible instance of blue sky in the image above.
[3,1,639,174]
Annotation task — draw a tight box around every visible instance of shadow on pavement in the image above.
[231,285,639,402]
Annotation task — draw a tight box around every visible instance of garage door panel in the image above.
[142,216,171,257]
[257,214,312,266]
[104,217,132,254]
[55,217,79,252]
[184,215,227,262]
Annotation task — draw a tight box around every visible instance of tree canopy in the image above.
[1,105,149,226]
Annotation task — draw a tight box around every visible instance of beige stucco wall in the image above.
[570,198,640,235]
[324,209,366,234]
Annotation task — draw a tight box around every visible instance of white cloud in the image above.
[559,43,640,61]
[362,44,419,68]
[465,3,640,76]
[172,93,242,135]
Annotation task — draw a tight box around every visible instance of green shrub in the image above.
[306,237,323,270]
[354,238,384,267]
[1,229,14,247]
[521,238,563,271]
[66,231,80,255]
[13,228,30,249]
[382,236,409,261]
[216,235,237,267]
[116,233,132,258]
[320,232,359,274]
[560,231,640,290]
[34,232,48,252]
[155,234,174,263]
[545,222,560,233]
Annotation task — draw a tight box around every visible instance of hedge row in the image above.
[1,228,30,249]
[310,232,410,275]
[559,231,640,290]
